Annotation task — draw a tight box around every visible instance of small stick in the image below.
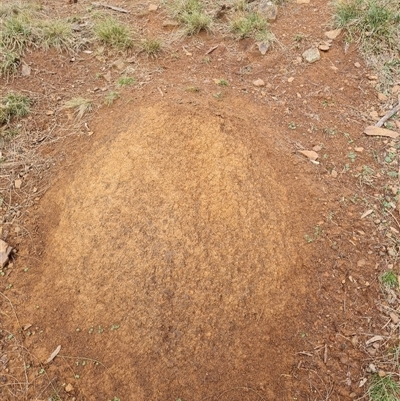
[157,87,164,97]
[0,161,29,169]
[376,103,400,128]
[323,343,328,364]
[91,2,129,13]
[205,45,218,55]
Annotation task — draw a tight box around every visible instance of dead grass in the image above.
[141,37,162,55]
[62,97,93,119]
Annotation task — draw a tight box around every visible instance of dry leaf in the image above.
[361,209,373,219]
[364,126,399,138]
[46,345,61,363]
[365,335,383,345]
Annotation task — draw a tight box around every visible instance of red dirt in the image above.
[1,0,398,400]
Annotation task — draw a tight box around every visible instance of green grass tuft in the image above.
[0,13,33,53]
[380,270,399,288]
[0,49,20,77]
[105,91,119,106]
[369,374,400,401]
[168,0,212,35]
[117,76,136,87]
[36,20,74,52]
[230,12,268,39]
[94,17,133,49]
[141,37,162,55]
[0,93,31,125]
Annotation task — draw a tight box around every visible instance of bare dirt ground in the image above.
[1,0,400,400]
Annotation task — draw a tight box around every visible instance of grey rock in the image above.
[302,48,321,63]
[257,1,278,21]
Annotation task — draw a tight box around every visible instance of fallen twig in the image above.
[91,2,129,13]
[376,103,400,128]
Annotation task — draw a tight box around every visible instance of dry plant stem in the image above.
[91,2,129,13]
[376,103,400,128]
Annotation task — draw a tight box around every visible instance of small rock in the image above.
[299,150,318,161]
[296,0,310,3]
[324,28,342,40]
[318,44,330,52]
[0,240,12,269]
[257,42,270,55]
[148,4,158,11]
[302,48,320,63]
[14,179,22,189]
[45,110,54,116]
[287,77,294,83]
[354,147,364,152]
[392,85,400,94]
[313,145,322,152]
[257,0,278,21]
[367,75,378,81]
[354,62,361,68]
[378,93,388,101]
[331,170,338,178]
[253,79,265,87]
[65,383,74,392]
[71,23,82,32]
[357,259,366,267]
[162,20,179,28]
[389,312,399,324]
[103,71,112,82]
[370,110,379,120]
[21,64,31,76]
[112,59,125,70]
[378,370,386,378]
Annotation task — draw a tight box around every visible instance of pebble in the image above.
[302,48,320,63]
[21,64,31,76]
[331,170,338,178]
[287,77,294,83]
[65,383,74,392]
[390,312,399,324]
[324,29,342,40]
[257,42,270,55]
[318,44,330,52]
[378,93,388,101]
[313,145,322,152]
[148,4,158,11]
[392,85,400,94]
[296,0,310,3]
[253,79,265,87]
[354,62,361,68]
[14,179,22,189]
[354,147,364,152]
[299,150,318,161]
